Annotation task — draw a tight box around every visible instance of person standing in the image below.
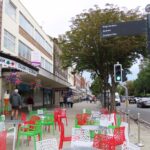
[9,89,22,120]
[67,95,74,108]
[26,95,34,112]
[3,90,10,115]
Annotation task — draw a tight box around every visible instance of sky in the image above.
[20,0,150,82]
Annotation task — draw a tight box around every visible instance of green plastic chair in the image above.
[90,130,101,139]
[40,113,55,135]
[29,110,37,118]
[116,115,121,127]
[74,118,81,128]
[17,123,42,150]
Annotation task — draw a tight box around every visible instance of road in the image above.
[118,103,150,124]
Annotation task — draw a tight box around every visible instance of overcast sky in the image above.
[20,0,150,81]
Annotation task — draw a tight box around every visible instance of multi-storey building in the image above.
[53,38,70,105]
[0,0,70,109]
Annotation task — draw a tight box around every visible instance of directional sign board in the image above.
[101,20,147,38]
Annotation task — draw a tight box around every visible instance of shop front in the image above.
[0,52,39,113]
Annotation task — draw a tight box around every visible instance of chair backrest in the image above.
[60,109,66,117]
[54,111,60,122]
[20,112,27,122]
[71,128,91,148]
[29,110,37,117]
[121,122,129,144]
[93,134,115,150]
[0,130,7,150]
[100,108,109,114]
[30,115,41,123]
[37,109,44,115]
[114,126,125,145]
[45,114,54,122]
[109,113,117,125]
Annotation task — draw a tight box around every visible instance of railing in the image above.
[118,109,150,147]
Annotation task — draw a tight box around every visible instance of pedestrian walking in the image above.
[9,89,22,120]
[26,95,34,112]
[63,94,68,107]
[67,95,74,108]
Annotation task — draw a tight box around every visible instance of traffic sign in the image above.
[145,4,150,12]
[101,20,147,38]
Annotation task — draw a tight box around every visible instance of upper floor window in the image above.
[41,57,53,73]
[18,41,31,61]
[19,12,34,37]
[35,30,52,54]
[5,0,16,20]
[4,30,15,52]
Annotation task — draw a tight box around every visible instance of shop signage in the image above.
[31,51,41,66]
[0,56,38,76]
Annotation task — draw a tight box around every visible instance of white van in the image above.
[115,92,121,106]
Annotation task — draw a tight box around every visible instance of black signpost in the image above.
[101,20,147,38]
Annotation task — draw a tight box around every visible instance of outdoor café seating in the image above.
[0,115,17,150]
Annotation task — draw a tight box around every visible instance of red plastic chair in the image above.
[109,113,117,126]
[113,126,125,145]
[93,134,115,150]
[59,121,71,150]
[0,130,7,150]
[100,108,109,114]
[76,113,90,125]
[58,109,68,126]
[54,110,61,130]
[30,115,41,122]
[20,112,27,122]
[93,126,125,150]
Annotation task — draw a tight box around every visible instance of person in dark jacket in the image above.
[9,89,22,120]
[26,95,34,112]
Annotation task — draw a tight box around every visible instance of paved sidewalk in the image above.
[5,101,150,150]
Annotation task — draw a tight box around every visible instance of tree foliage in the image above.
[58,4,147,110]
[134,59,150,96]
[90,77,102,96]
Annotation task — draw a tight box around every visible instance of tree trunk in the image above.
[110,74,116,112]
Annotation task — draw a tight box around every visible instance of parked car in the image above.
[115,92,121,106]
[137,97,150,108]
[128,96,136,104]
[134,97,140,103]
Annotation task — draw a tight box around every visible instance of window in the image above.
[18,41,31,61]
[35,30,52,54]
[41,57,45,68]
[19,13,34,37]
[4,30,15,52]
[5,0,16,20]
[41,57,53,73]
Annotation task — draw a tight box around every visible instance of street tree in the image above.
[90,76,102,96]
[58,4,146,111]
[134,59,150,96]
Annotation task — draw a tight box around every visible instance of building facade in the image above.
[0,0,70,109]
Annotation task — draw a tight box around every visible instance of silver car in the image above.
[137,97,150,108]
